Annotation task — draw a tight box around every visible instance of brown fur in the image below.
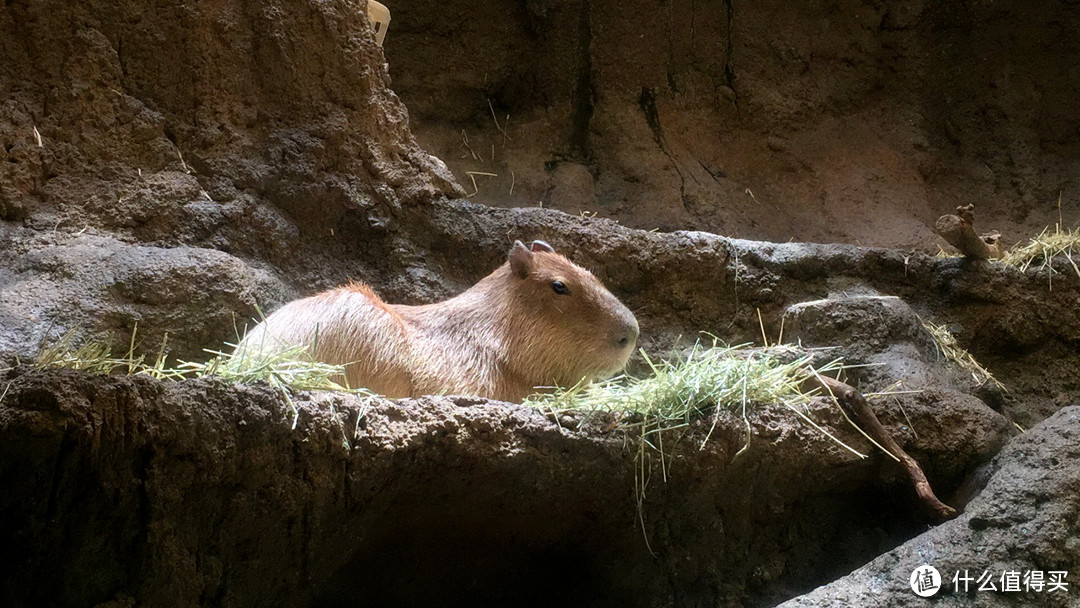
[342,281,405,321]
[236,241,639,402]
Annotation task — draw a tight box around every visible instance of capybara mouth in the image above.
[600,343,636,379]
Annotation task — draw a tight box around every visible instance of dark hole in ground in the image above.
[312,486,646,608]
[310,464,932,608]
[315,520,613,608]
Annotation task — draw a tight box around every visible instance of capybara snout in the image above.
[612,314,640,350]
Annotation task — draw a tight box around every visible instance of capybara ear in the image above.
[530,240,555,253]
[509,240,533,278]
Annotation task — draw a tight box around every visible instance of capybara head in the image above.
[499,240,639,388]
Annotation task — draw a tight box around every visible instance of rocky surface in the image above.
[0,229,288,360]
[779,406,1080,607]
[0,366,1009,607]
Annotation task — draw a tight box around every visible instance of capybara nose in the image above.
[615,317,640,349]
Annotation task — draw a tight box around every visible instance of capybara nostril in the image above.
[614,316,640,349]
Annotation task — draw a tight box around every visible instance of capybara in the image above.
[236,240,639,401]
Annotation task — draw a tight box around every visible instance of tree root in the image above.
[810,374,958,522]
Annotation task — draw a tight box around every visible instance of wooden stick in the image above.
[934,204,1003,259]
[810,374,958,522]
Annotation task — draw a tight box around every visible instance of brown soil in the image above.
[387,0,1080,249]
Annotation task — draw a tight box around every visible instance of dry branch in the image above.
[934,204,1003,259]
[809,375,958,522]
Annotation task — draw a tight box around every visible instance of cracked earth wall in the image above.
[387,0,1080,249]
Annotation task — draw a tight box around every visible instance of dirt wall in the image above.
[387,0,1080,249]
[0,0,460,256]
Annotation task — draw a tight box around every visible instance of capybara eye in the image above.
[551,281,570,295]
